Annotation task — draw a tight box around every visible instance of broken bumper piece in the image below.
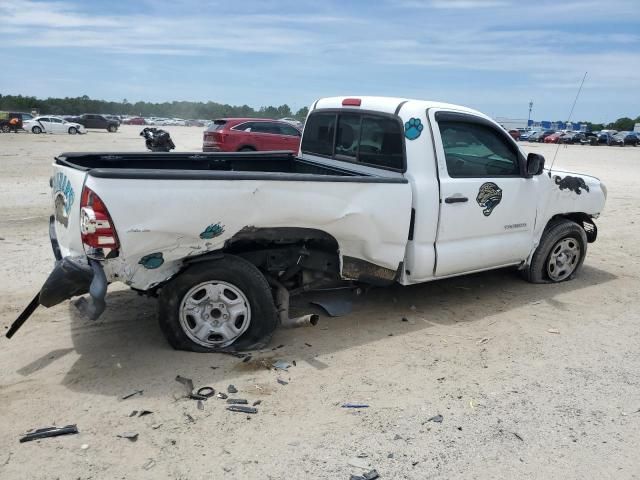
[7,257,107,339]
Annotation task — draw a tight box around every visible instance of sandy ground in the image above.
[0,125,639,479]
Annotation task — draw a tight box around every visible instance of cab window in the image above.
[301,111,404,171]
[438,121,519,177]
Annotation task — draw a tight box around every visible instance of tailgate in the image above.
[51,163,87,258]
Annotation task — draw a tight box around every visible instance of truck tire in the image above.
[158,255,277,352]
[107,125,117,132]
[523,219,587,284]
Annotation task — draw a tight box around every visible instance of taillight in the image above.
[80,186,119,253]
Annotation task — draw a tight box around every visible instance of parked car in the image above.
[185,119,205,127]
[527,131,544,142]
[1,112,21,132]
[22,116,86,135]
[610,132,639,147]
[203,118,301,152]
[280,117,304,129]
[598,132,616,145]
[10,96,606,353]
[508,129,520,141]
[538,130,557,142]
[67,114,119,132]
[123,117,147,125]
[519,130,538,141]
[543,132,563,144]
[104,115,121,125]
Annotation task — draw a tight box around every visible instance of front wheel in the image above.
[523,220,587,283]
[32,126,42,134]
[158,255,277,352]
[107,125,117,132]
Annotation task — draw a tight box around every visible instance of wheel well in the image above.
[237,145,256,151]
[547,213,597,243]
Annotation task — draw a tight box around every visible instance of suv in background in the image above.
[203,118,301,152]
[67,114,119,132]
[0,112,34,132]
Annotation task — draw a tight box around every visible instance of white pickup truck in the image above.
[9,96,606,352]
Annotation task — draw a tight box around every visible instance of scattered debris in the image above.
[138,410,153,417]
[129,410,139,417]
[477,337,490,345]
[175,375,194,395]
[387,453,394,458]
[356,453,369,458]
[342,403,369,409]
[226,399,248,404]
[401,317,408,322]
[293,360,297,367]
[547,328,560,334]
[277,378,289,386]
[196,386,215,398]
[216,392,229,400]
[276,344,285,349]
[393,434,402,440]
[305,343,313,347]
[19,425,79,443]
[197,400,204,411]
[348,457,371,469]
[80,444,89,450]
[151,423,163,430]
[117,432,139,442]
[210,366,219,370]
[142,459,156,470]
[122,390,143,400]
[350,469,379,480]
[242,355,252,363]
[226,405,258,414]
[512,432,524,442]
[252,400,262,406]
[437,377,445,382]
[272,360,292,371]
[427,414,443,423]
[189,393,209,401]
[227,385,238,394]
[184,414,195,424]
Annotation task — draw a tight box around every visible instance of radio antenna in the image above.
[548,71,587,175]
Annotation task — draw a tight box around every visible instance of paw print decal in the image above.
[139,252,164,269]
[200,222,225,239]
[404,118,424,140]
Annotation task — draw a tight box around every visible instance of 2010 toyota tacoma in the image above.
[9,96,607,352]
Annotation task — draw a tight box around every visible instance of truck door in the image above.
[430,110,538,277]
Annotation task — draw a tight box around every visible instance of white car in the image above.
[23,116,86,135]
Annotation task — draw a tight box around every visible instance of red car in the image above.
[203,118,301,152]
[544,132,563,144]
[508,129,520,140]
[124,117,146,125]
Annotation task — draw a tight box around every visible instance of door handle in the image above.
[444,196,468,204]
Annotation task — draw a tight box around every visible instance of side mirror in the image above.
[526,152,545,177]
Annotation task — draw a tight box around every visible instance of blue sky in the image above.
[1,0,638,122]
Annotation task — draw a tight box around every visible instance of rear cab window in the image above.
[301,111,405,172]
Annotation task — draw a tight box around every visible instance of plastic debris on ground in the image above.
[117,432,139,442]
[19,425,79,443]
[226,398,248,404]
[427,414,443,423]
[342,403,369,409]
[227,385,238,394]
[272,360,292,370]
[121,390,143,400]
[226,405,258,414]
[350,469,380,480]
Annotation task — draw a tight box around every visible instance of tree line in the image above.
[0,94,310,121]
[1,93,638,130]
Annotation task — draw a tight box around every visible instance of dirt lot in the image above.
[0,126,639,479]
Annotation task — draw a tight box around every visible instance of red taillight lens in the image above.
[342,98,361,107]
[80,186,119,251]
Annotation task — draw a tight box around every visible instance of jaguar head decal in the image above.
[476,182,503,217]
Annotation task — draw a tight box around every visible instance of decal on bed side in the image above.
[476,182,502,217]
[139,252,164,269]
[404,118,423,140]
[554,175,589,195]
[200,223,225,239]
[52,172,75,227]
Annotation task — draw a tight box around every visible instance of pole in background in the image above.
[528,101,533,127]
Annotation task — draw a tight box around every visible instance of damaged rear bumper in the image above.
[6,219,108,339]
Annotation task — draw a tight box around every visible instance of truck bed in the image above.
[56,151,404,183]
